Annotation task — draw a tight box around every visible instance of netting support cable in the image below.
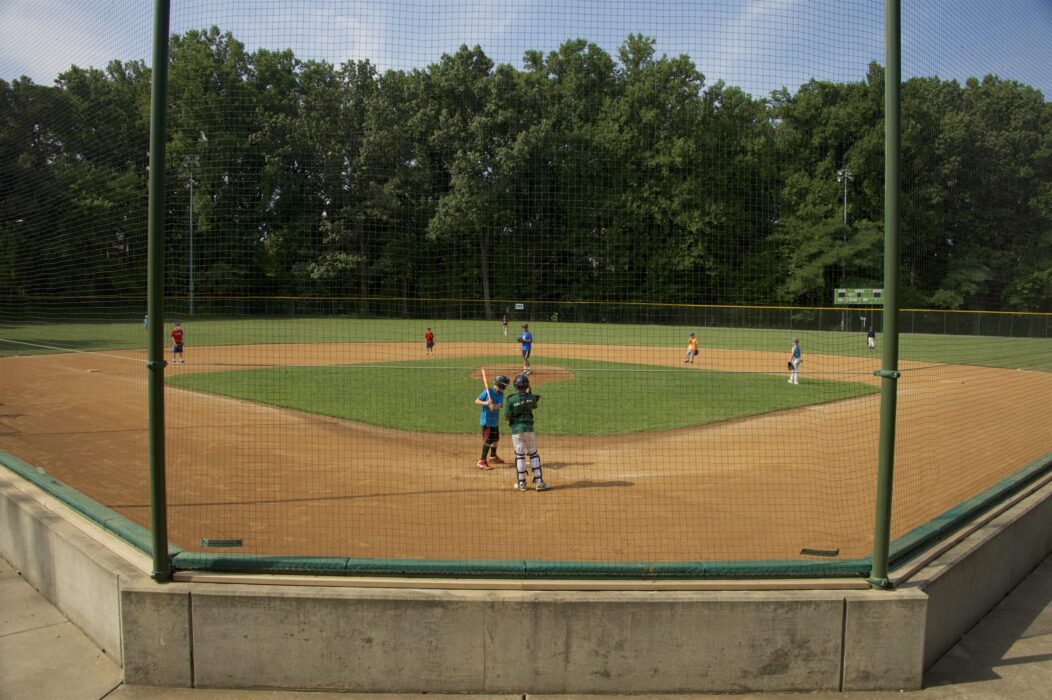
[147,0,172,583]
[869,0,903,592]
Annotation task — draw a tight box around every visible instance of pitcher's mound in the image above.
[470,365,573,387]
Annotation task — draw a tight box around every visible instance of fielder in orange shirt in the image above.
[684,332,698,363]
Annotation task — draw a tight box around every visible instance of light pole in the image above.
[188,159,194,316]
[837,167,853,225]
[837,167,853,330]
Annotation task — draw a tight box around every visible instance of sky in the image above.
[1,0,1050,99]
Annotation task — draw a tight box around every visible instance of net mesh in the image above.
[1,0,1049,575]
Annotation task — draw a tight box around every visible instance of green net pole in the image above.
[869,0,902,590]
[147,0,172,582]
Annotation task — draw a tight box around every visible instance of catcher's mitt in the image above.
[787,361,794,371]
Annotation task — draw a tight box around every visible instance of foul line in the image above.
[0,338,143,364]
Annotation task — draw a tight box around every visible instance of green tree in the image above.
[296,59,381,314]
[246,48,317,296]
[53,61,151,297]
[517,39,619,306]
[604,35,710,306]
[167,27,265,307]
[900,75,1051,310]
[0,78,76,296]
[4,26,1050,318]
[771,65,885,305]
[423,45,504,316]
[356,68,435,312]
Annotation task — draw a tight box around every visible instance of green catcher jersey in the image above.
[505,391,540,434]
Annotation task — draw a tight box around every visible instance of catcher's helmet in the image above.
[494,374,510,389]
[513,373,530,390]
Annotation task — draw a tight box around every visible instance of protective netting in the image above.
[1,1,1049,576]
[891,1,1052,566]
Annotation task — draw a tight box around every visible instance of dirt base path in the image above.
[1,343,1049,563]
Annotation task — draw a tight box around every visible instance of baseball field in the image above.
[0,318,1049,567]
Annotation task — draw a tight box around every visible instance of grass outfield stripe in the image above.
[167,356,878,436]
[2,317,1049,371]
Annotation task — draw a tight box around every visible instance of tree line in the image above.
[1,27,1049,314]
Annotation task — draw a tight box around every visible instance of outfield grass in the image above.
[167,355,879,436]
[1,316,1049,371]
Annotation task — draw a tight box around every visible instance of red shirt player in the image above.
[171,322,186,363]
[425,328,435,355]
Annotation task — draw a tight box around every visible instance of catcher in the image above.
[505,373,549,491]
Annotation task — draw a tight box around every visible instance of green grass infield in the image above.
[167,356,878,436]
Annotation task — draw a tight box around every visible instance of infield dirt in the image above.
[1,342,1049,564]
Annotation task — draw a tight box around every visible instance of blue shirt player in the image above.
[474,374,509,470]
[518,324,534,374]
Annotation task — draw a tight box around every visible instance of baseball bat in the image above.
[480,368,493,404]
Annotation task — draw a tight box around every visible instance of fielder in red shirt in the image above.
[171,322,186,364]
[425,327,435,355]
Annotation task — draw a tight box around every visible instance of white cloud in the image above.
[2,0,1048,98]
[704,0,882,97]
[0,0,150,83]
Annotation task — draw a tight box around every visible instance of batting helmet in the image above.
[513,373,530,390]
[494,374,510,389]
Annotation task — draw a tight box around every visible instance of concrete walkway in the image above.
[2,555,1050,699]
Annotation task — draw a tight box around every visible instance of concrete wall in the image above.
[902,479,1052,669]
[0,474,147,665]
[2,467,1050,694]
[115,579,926,693]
